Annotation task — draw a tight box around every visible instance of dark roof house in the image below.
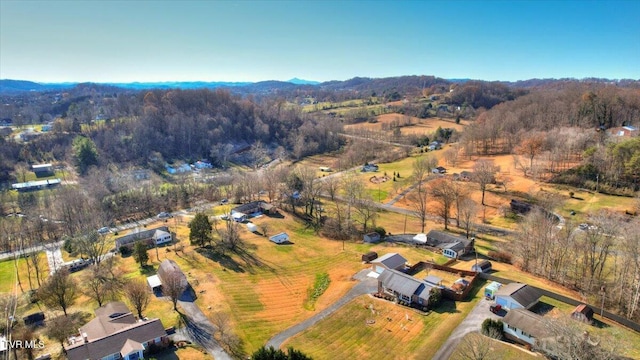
[232,201,276,215]
[378,269,435,308]
[471,260,492,273]
[115,226,170,249]
[425,230,474,258]
[65,302,167,360]
[495,283,541,310]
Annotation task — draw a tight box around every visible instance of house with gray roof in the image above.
[371,253,407,274]
[115,226,171,250]
[502,308,546,346]
[65,302,167,360]
[495,282,541,310]
[378,269,436,308]
[425,230,474,258]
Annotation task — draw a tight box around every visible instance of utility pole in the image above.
[403,213,407,235]
[600,285,606,317]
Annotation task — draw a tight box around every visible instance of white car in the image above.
[97,227,110,235]
[157,212,172,219]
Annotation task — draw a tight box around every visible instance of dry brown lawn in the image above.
[344,114,467,135]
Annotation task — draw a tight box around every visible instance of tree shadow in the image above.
[177,312,215,348]
[591,318,610,329]
[139,264,156,276]
[431,299,462,314]
[530,301,555,316]
[195,247,245,273]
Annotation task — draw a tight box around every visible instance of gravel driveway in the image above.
[431,297,502,360]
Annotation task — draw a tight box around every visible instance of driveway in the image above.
[44,242,64,274]
[266,270,378,349]
[177,299,232,360]
[431,297,502,360]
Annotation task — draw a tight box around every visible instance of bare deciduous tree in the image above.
[123,279,151,319]
[430,178,457,230]
[163,271,187,311]
[38,269,79,316]
[458,198,478,239]
[472,160,498,206]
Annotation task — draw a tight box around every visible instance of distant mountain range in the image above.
[0,78,320,94]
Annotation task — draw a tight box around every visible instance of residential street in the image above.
[431,297,502,360]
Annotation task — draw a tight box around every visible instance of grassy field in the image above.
[448,333,539,360]
[344,114,468,135]
[286,282,485,360]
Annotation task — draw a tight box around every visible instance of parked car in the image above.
[97,227,110,235]
[157,212,172,219]
[490,304,502,314]
[579,223,589,230]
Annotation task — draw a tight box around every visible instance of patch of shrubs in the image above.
[488,250,512,264]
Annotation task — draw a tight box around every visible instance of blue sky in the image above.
[1,0,638,83]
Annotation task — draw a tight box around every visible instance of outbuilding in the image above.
[246,222,258,233]
[269,232,289,244]
[231,212,247,222]
[471,260,492,273]
[571,304,594,324]
[362,251,378,263]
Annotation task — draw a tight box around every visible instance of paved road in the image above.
[0,240,64,262]
[178,299,232,360]
[431,297,502,360]
[266,271,378,349]
[44,242,64,274]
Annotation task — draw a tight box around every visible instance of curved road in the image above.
[266,273,378,349]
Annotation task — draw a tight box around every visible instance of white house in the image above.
[413,233,427,244]
[495,283,541,310]
[231,212,247,222]
[269,232,289,244]
[502,308,546,346]
[152,230,172,245]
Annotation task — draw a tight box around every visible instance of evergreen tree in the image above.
[132,242,149,267]
[189,212,212,247]
[72,136,99,175]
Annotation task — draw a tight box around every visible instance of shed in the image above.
[152,230,172,245]
[157,260,188,289]
[571,304,594,324]
[471,260,492,273]
[269,232,289,244]
[146,275,162,291]
[484,281,502,299]
[362,251,378,263]
[32,163,53,177]
[363,232,381,243]
[246,222,258,233]
[23,312,45,327]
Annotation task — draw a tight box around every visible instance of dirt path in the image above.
[266,272,378,349]
[431,297,501,360]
